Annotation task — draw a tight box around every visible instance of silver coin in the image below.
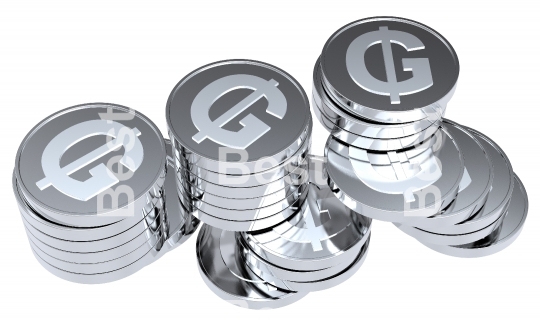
[24,218,163,264]
[177,175,306,210]
[15,173,165,243]
[176,163,308,200]
[181,185,309,231]
[167,59,312,174]
[313,58,442,139]
[21,204,165,254]
[396,120,493,228]
[175,131,310,188]
[314,99,440,151]
[184,188,309,232]
[15,103,167,227]
[196,224,307,309]
[163,140,200,248]
[422,174,528,257]
[320,17,459,123]
[20,141,198,264]
[416,127,514,235]
[26,223,164,270]
[241,156,372,272]
[326,125,464,222]
[236,233,358,283]
[241,237,370,292]
[28,233,168,284]
[395,211,504,246]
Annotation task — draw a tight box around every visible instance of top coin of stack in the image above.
[166,60,312,232]
[13,103,178,283]
[313,17,459,151]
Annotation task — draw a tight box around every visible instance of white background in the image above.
[0,0,538,325]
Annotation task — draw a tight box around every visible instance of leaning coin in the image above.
[167,59,312,174]
[241,155,372,272]
[418,127,514,235]
[242,236,370,292]
[320,16,459,123]
[15,103,167,227]
[397,120,494,228]
[325,125,464,222]
[196,224,307,309]
[422,174,528,258]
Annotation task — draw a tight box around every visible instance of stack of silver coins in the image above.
[166,59,312,233]
[166,60,372,309]
[315,17,528,258]
[14,103,198,283]
[196,156,372,309]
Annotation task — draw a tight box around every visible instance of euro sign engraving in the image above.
[191,74,287,149]
[346,26,433,104]
[36,120,144,201]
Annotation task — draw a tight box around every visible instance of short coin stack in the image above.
[14,103,197,283]
[315,17,528,258]
[196,156,372,309]
[166,59,312,232]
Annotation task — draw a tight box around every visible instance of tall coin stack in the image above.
[314,17,528,257]
[14,103,198,283]
[166,60,372,309]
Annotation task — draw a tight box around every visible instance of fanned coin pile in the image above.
[12,16,528,309]
[314,17,528,258]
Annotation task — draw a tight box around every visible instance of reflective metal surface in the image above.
[15,103,167,227]
[320,17,459,123]
[14,131,198,282]
[325,125,464,222]
[423,175,527,257]
[196,155,372,308]
[167,59,312,174]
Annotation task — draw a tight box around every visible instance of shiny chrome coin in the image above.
[417,127,514,235]
[167,59,312,174]
[181,187,309,232]
[196,224,307,309]
[320,17,459,123]
[314,98,440,151]
[395,120,494,229]
[313,58,442,139]
[15,103,167,227]
[242,236,370,292]
[325,125,464,222]
[422,174,528,258]
[241,155,372,272]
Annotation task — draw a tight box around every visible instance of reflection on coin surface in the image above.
[167,59,311,173]
[15,103,166,227]
[321,17,459,123]
[423,175,528,258]
[196,224,307,309]
[325,126,464,222]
